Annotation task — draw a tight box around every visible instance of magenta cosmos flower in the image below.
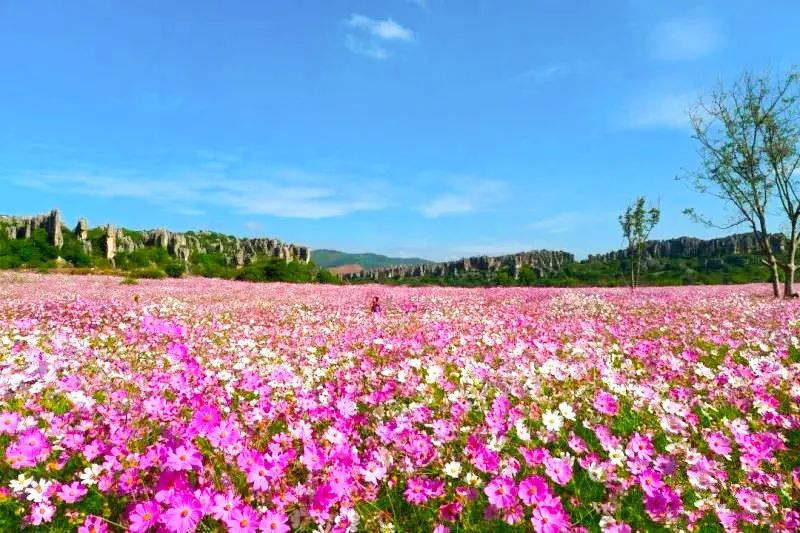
[128,500,160,532]
[593,391,619,416]
[258,509,290,533]
[162,491,203,533]
[484,476,517,509]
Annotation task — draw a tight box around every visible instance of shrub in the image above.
[164,261,186,278]
[131,267,166,279]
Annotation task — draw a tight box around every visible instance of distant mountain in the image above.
[312,249,433,269]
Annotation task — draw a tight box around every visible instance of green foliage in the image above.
[0,228,58,268]
[315,268,341,284]
[374,252,773,288]
[235,258,319,283]
[190,252,235,279]
[164,260,186,278]
[131,267,167,279]
[620,196,661,288]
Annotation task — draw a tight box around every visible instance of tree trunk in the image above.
[770,259,781,297]
[756,215,781,298]
[783,228,798,298]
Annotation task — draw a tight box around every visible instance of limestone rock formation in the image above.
[0,209,64,248]
[587,232,784,262]
[346,250,574,281]
[74,219,88,241]
[103,225,117,261]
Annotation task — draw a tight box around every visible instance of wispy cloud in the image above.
[406,0,427,8]
[345,14,414,60]
[419,178,508,218]
[527,211,588,234]
[651,16,723,61]
[518,65,567,83]
[14,170,388,219]
[622,90,697,130]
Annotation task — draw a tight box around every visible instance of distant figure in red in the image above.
[370,296,381,313]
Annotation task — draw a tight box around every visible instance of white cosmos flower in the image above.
[514,420,531,442]
[443,461,462,478]
[558,402,576,421]
[542,410,564,432]
[25,479,52,503]
[608,447,625,466]
[425,365,443,384]
[464,472,482,487]
[79,464,104,486]
[9,473,32,493]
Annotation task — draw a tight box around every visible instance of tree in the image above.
[683,71,791,297]
[762,70,800,296]
[619,197,660,289]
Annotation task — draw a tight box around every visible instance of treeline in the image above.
[370,254,771,288]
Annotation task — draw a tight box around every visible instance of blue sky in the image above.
[1,1,799,260]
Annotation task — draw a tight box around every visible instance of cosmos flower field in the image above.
[1,273,799,532]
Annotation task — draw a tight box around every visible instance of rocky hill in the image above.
[312,249,432,269]
[345,249,574,281]
[0,209,310,266]
[586,232,783,262]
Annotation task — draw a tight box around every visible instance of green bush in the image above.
[131,267,166,279]
[164,261,186,278]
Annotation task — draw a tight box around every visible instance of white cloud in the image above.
[345,14,413,59]
[419,178,508,218]
[623,91,697,130]
[14,170,387,220]
[347,14,413,41]
[518,65,567,83]
[345,34,390,60]
[527,211,586,234]
[651,17,722,61]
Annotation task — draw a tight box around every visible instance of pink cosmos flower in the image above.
[432,525,450,533]
[162,491,203,533]
[227,505,259,533]
[309,482,337,519]
[165,444,203,471]
[189,404,221,436]
[154,471,190,504]
[638,469,664,497]
[593,391,619,416]
[246,461,272,492]
[519,446,549,466]
[643,486,683,521]
[57,481,88,503]
[531,504,570,533]
[625,433,654,460]
[484,476,517,509]
[29,502,55,526]
[705,431,732,456]
[328,466,354,497]
[518,475,551,507]
[471,446,500,473]
[78,515,109,533]
[404,477,431,504]
[0,411,20,434]
[438,501,463,522]
[258,509,290,533]
[301,442,326,472]
[211,491,242,522]
[128,500,160,532]
[360,461,387,484]
[544,456,573,486]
